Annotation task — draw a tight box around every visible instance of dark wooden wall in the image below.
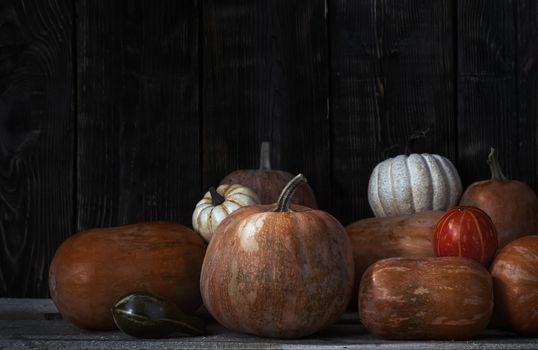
[1,0,536,297]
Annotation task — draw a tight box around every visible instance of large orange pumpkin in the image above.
[460,148,538,248]
[200,174,353,338]
[49,222,206,330]
[490,235,538,336]
[220,142,317,208]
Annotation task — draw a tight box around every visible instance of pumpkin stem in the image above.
[487,148,508,181]
[405,128,430,155]
[208,187,225,206]
[259,141,272,170]
[274,174,307,212]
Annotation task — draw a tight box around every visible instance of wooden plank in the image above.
[77,0,199,229]
[202,0,330,209]
[0,0,74,297]
[330,0,456,225]
[0,298,59,320]
[457,0,518,187]
[517,0,538,191]
[0,299,536,350]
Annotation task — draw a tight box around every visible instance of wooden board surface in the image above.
[202,0,331,209]
[0,299,537,350]
[76,0,199,229]
[330,0,456,225]
[0,0,74,297]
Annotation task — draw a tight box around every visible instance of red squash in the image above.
[433,206,498,266]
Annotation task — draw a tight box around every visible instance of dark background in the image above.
[1,0,536,297]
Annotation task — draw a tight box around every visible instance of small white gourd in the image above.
[192,184,260,242]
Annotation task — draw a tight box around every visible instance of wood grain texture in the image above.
[330,0,456,225]
[77,0,199,230]
[457,0,518,188]
[517,0,538,191]
[202,0,330,209]
[0,0,73,297]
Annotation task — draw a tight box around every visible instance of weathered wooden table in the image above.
[0,298,537,350]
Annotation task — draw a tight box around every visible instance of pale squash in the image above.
[192,184,259,242]
[368,153,461,217]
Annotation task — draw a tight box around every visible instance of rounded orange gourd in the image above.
[460,148,538,248]
[49,222,206,330]
[200,174,353,338]
[220,142,317,208]
[490,235,538,336]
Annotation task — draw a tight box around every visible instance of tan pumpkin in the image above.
[368,153,462,217]
[48,222,206,330]
[490,235,538,336]
[346,210,442,300]
[460,148,538,248]
[192,184,260,242]
[220,142,317,208]
[359,257,493,340]
[200,174,353,338]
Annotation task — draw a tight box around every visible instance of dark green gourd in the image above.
[112,292,206,338]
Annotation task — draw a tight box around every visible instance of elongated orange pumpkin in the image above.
[359,257,493,340]
[433,206,498,266]
[201,174,353,338]
[490,235,538,336]
[49,222,206,330]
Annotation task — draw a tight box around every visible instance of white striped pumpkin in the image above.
[368,154,462,217]
[192,184,260,242]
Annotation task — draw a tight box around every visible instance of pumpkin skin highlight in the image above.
[490,235,538,336]
[433,206,498,267]
[48,222,206,330]
[220,142,317,208]
[460,149,538,248]
[200,176,353,338]
[359,257,493,340]
[346,210,442,302]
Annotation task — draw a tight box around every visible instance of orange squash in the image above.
[48,222,206,330]
[460,148,538,248]
[201,174,353,338]
[220,142,317,208]
[490,235,538,336]
[359,257,493,340]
